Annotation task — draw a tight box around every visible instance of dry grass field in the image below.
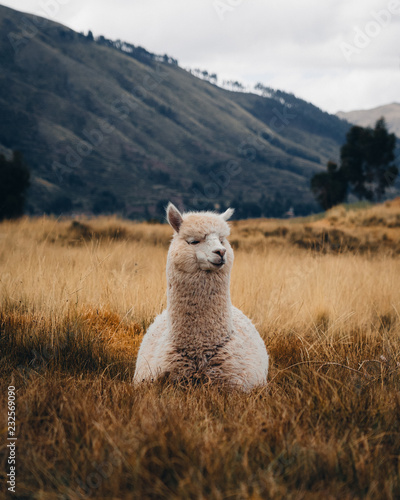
[1,200,400,499]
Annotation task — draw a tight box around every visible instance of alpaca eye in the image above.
[188,240,200,245]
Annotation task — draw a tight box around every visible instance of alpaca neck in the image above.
[167,268,233,353]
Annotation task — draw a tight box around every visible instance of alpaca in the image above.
[133,203,269,391]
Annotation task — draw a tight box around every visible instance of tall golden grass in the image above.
[1,202,400,499]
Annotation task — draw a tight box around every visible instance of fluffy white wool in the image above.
[133,203,269,391]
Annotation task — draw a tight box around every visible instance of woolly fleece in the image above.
[133,203,269,391]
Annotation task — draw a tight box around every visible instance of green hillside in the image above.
[0,4,351,218]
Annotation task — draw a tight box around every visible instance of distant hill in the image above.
[337,103,400,138]
[0,4,352,218]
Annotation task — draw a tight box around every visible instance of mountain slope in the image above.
[337,103,400,138]
[0,5,351,218]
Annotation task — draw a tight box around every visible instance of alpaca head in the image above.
[166,203,234,273]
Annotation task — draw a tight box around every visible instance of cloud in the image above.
[2,0,399,112]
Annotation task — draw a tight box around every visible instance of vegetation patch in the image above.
[1,206,400,498]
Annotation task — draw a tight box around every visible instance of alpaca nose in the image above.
[213,248,226,258]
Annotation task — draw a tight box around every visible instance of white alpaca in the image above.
[133,203,269,391]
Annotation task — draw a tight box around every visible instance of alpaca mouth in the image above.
[210,259,225,267]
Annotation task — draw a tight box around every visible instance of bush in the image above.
[0,151,30,220]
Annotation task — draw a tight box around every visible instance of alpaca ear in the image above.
[166,202,183,232]
[220,208,234,221]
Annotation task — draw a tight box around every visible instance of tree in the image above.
[0,151,30,220]
[341,118,398,201]
[339,125,369,200]
[310,161,347,210]
[365,118,398,201]
[311,118,398,209]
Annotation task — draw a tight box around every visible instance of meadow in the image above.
[1,200,400,499]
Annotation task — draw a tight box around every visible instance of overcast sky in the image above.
[2,0,399,113]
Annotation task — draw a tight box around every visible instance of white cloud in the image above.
[2,0,400,112]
